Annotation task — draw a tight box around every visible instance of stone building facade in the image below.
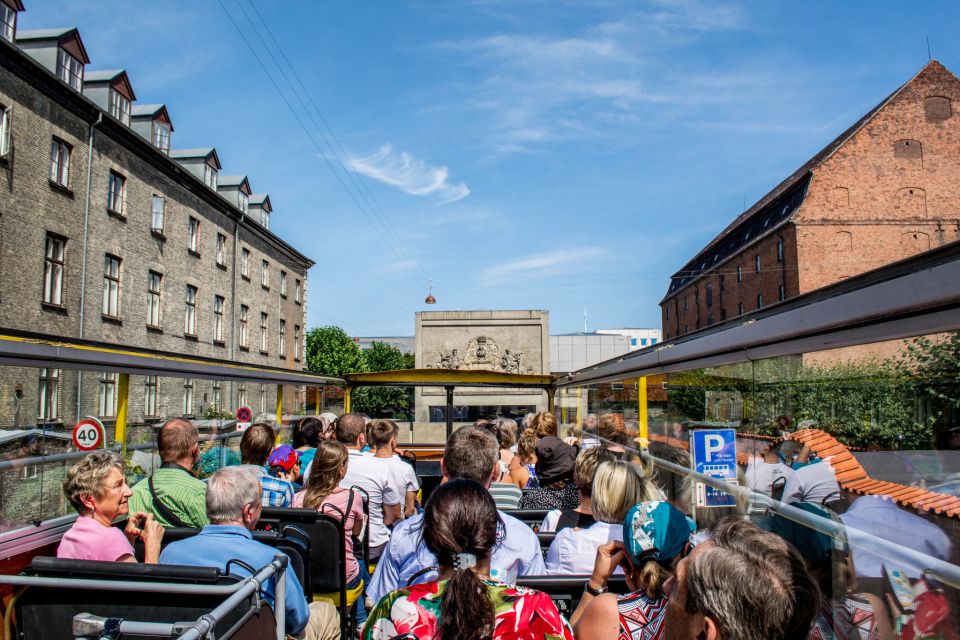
[661,61,960,339]
[0,6,313,432]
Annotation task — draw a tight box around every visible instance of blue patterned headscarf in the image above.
[624,501,695,565]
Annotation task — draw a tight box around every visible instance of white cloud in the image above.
[347,145,470,204]
[482,247,603,281]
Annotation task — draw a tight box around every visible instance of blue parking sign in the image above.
[691,429,737,508]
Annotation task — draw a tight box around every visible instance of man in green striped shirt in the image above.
[130,418,208,528]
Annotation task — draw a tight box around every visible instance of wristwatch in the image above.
[584,580,608,596]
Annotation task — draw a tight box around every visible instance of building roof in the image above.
[2,1,26,12]
[249,193,271,209]
[663,60,949,301]
[83,69,136,101]
[218,175,249,188]
[170,147,221,169]
[131,103,173,129]
[16,27,90,63]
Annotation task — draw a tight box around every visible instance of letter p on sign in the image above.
[704,434,724,462]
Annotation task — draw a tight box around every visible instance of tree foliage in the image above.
[352,341,414,419]
[305,326,366,378]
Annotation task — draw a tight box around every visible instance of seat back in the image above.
[536,531,558,551]
[502,508,551,530]
[17,558,250,640]
[771,476,787,501]
[516,575,630,618]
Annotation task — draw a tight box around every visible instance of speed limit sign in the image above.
[72,418,104,451]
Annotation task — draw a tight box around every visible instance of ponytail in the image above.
[639,559,671,600]
[439,567,495,640]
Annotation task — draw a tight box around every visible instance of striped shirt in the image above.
[129,465,208,528]
[489,482,523,509]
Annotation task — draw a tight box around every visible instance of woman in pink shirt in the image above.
[58,452,164,563]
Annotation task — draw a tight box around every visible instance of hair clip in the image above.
[452,552,477,570]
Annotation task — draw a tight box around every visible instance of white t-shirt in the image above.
[544,521,623,575]
[384,454,419,500]
[340,450,400,548]
[745,458,802,504]
[795,458,840,504]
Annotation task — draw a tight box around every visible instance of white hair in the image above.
[206,466,261,523]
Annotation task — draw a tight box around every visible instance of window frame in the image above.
[259,311,268,353]
[241,248,250,280]
[755,255,761,273]
[278,319,286,357]
[188,217,200,255]
[106,170,125,216]
[280,270,287,298]
[152,121,171,154]
[43,233,66,307]
[215,233,226,267]
[294,324,301,362]
[108,88,130,125]
[295,279,302,304]
[0,105,10,157]
[203,163,217,190]
[757,293,764,309]
[49,138,70,188]
[777,237,784,262]
[151,195,165,234]
[239,304,249,349]
[213,294,225,343]
[98,372,118,418]
[736,265,743,284]
[779,283,786,302]
[56,47,83,91]
[0,3,16,43]
[238,191,248,214]
[101,254,121,319]
[143,375,158,418]
[38,367,60,421]
[182,379,194,416]
[146,270,162,328]
[261,260,269,289]
[184,284,197,336]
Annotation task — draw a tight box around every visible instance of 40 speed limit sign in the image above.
[72,418,105,451]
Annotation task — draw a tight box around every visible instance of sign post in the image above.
[236,406,252,430]
[72,417,105,451]
[690,428,738,513]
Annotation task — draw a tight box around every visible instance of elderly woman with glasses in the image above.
[58,451,164,563]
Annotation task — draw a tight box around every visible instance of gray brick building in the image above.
[0,3,313,431]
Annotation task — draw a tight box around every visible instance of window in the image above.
[705,283,713,307]
[259,384,267,413]
[0,3,15,42]
[719,274,725,291]
[215,233,226,267]
[214,295,224,342]
[757,293,764,309]
[241,248,250,279]
[278,319,286,356]
[238,192,248,214]
[144,375,158,417]
[259,312,268,352]
[182,379,194,415]
[49,138,70,187]
[238,383,247,409]
[188,217,200,254]
[56,47,83,91]
[43,233,65,306]
[98,372,117,417]
[212,381,222,410]
[184,285,197,336]
[683,296,688,311]
[777,237,784,262]
[261,209,270,229]
[665,307,670,321]
[280,271,287,298]
[779,284,786,301]
[736,265,742,283]
[107,171,125,215]
[294,324,301,361]
[102,254,120,318]
[108,89,130,125]
[738,302,744,316]
[38,368,59,421]
[0,105,10,156]
[151,196,165,233]
[203,163,217,190]
[295,279,302,304]
[755,255,761,272]
[152,122,170,154]
[147,271,162,327]
[239,305,249,348]
[261,260,269,288]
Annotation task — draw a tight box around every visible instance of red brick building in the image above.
[661,61,960,339]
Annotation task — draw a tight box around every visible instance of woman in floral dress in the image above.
[363,478,573,640]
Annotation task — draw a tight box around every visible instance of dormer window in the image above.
[261,209,270,229]
[203,163,217,190]
[152,122,170,154]
[56,47,83,91]
[108,88,130,125]
[0,3,16,42]
[238,191,248,214]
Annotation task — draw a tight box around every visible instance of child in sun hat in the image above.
[571,501,695,640]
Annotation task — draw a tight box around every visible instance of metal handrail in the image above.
[596,434,960,590]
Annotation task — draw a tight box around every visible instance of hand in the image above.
[140,514,165,564]
[124,511,148,543]
[563,437,579,447]
[590,540,626,589]
[277,469,296,483]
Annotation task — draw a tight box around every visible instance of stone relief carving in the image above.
[431,336,526,372]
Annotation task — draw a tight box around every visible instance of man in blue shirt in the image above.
[160,466,338,640]
[367,426,546,605]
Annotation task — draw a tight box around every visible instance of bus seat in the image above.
[501,509,552,530]
[17,558,251,640]
[536,531,558,551]
[516,575,630,618]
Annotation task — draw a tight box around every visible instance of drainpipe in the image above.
[76,112,102,421]
[230,218,239,408]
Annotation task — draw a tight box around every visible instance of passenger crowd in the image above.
[55,410,956,640]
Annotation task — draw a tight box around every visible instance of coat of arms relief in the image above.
[432,336,525,373]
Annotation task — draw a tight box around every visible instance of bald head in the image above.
[157,418,199,464]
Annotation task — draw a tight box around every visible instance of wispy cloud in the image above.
[347,145,470,204]
[482,247,603,281]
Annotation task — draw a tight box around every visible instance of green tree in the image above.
[901,331,960,446]
[305,326,366,377]
[352,342,413,419]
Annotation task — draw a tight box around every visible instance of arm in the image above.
[539,510,561,533]
[508,456,527,488]
[571,540,626,627]
[517,526,546,576]
[572,593,620,640]
[403,490,417,518]
[367,537,399,605]
[544,535,562,575]
[383,502,401,526]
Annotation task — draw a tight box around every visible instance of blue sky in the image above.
[21,1,960,335]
